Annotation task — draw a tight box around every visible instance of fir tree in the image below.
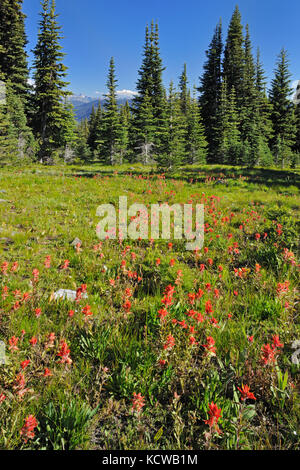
[185,87,207,164]
[157,82,185,170]
[0,91,18,164]
[75,118,91,162]
[0,0,29,105]
[117,101,130,163]
[269,49,296,166]
[223,5,245,103]
[178,63,190,115]
[294,99,300,156]
[131,21,166,160]
[88,101,102,152]
[100,57,121,165]
[214,80,241,164]
[130,89,156,164]
[198,20,223,159]
[32,0,74,163]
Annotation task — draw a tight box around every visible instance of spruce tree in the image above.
[223,5,245,103]
[179,63,190,115]
[88,101,102,152]
[130,89,156,164]
[0,0,29,105]
[294,100,300,156]
[198,20,223,159]
[269,49,296,166]
[0,85,18,164]
[32,0,74,163]
[156,82,185,170]
[131,21,166,160]
[185,87,207,164]
[214,80,241,164]
[117,102,130,163]
[75,118,92,162]
[100,57,121,165]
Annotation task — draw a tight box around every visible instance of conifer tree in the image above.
[88,101,102,152]
[185,87,207,164]
[130,89,156,164]
[117,101,130,163]
[100,57,121,165]
[156,82,185,169]
[269,49,296,166]
[294,99,300,157]
[75,118,91,162]
[32,0,74,163]
[214,80,241,164]
[198,20,223,159]
[223,5,245,103]
[0,0,29,105]
[0,85,18,164]
[131,21,166,160]
[179,63,190,115]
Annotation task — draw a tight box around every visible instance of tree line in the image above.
[0,1,299,168]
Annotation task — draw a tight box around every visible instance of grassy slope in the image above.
[0,164,299,450]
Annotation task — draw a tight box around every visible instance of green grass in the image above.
[0,163,299,450]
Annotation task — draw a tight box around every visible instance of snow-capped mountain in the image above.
[69,90,138,121]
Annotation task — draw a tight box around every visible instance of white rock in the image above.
[53,289,88,301]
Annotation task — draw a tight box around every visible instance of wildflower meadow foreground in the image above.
[0,164,299,450]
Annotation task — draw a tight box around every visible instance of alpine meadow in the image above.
[0,0,299,453]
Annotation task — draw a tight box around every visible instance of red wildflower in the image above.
[271,335,284,349]
[57,341,72,365]
[123,299,132,313]
[0,393,6,403]
[204,402,222,433]
[82,304,93,317]
[158,308,168,321]
[60,260,70,270]
[131,392,145,412]
[163,335,175,350]
[43,368,52,377]
[20,360,30,370]
[35,308,42,318]
[202,336,216,356]
[32,269,39,283]
[261,343,277,365]
[29,336,37,346]
[20,415,38,443]
[237,384,256,401]
[9,336,19,351]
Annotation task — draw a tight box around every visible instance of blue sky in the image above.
[23,0,299,97]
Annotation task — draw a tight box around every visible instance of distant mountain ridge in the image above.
[69,90,137,121]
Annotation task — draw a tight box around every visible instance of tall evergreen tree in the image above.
[223,5,245,103]
[178,63,190,115]
[131,21,166,160]
[214,80,241,164]
[100,57,121,165]
[130,89,156,164]
[185,87,207,164]
[156,82,185,169]
[32,0,74,163]
[0,0,29,105]
[117,101,130,163]
[198,20,223,159]
[75,118,91,163]
[88,101,102,152]
[269,49,296,166]
[294,99,300,157]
